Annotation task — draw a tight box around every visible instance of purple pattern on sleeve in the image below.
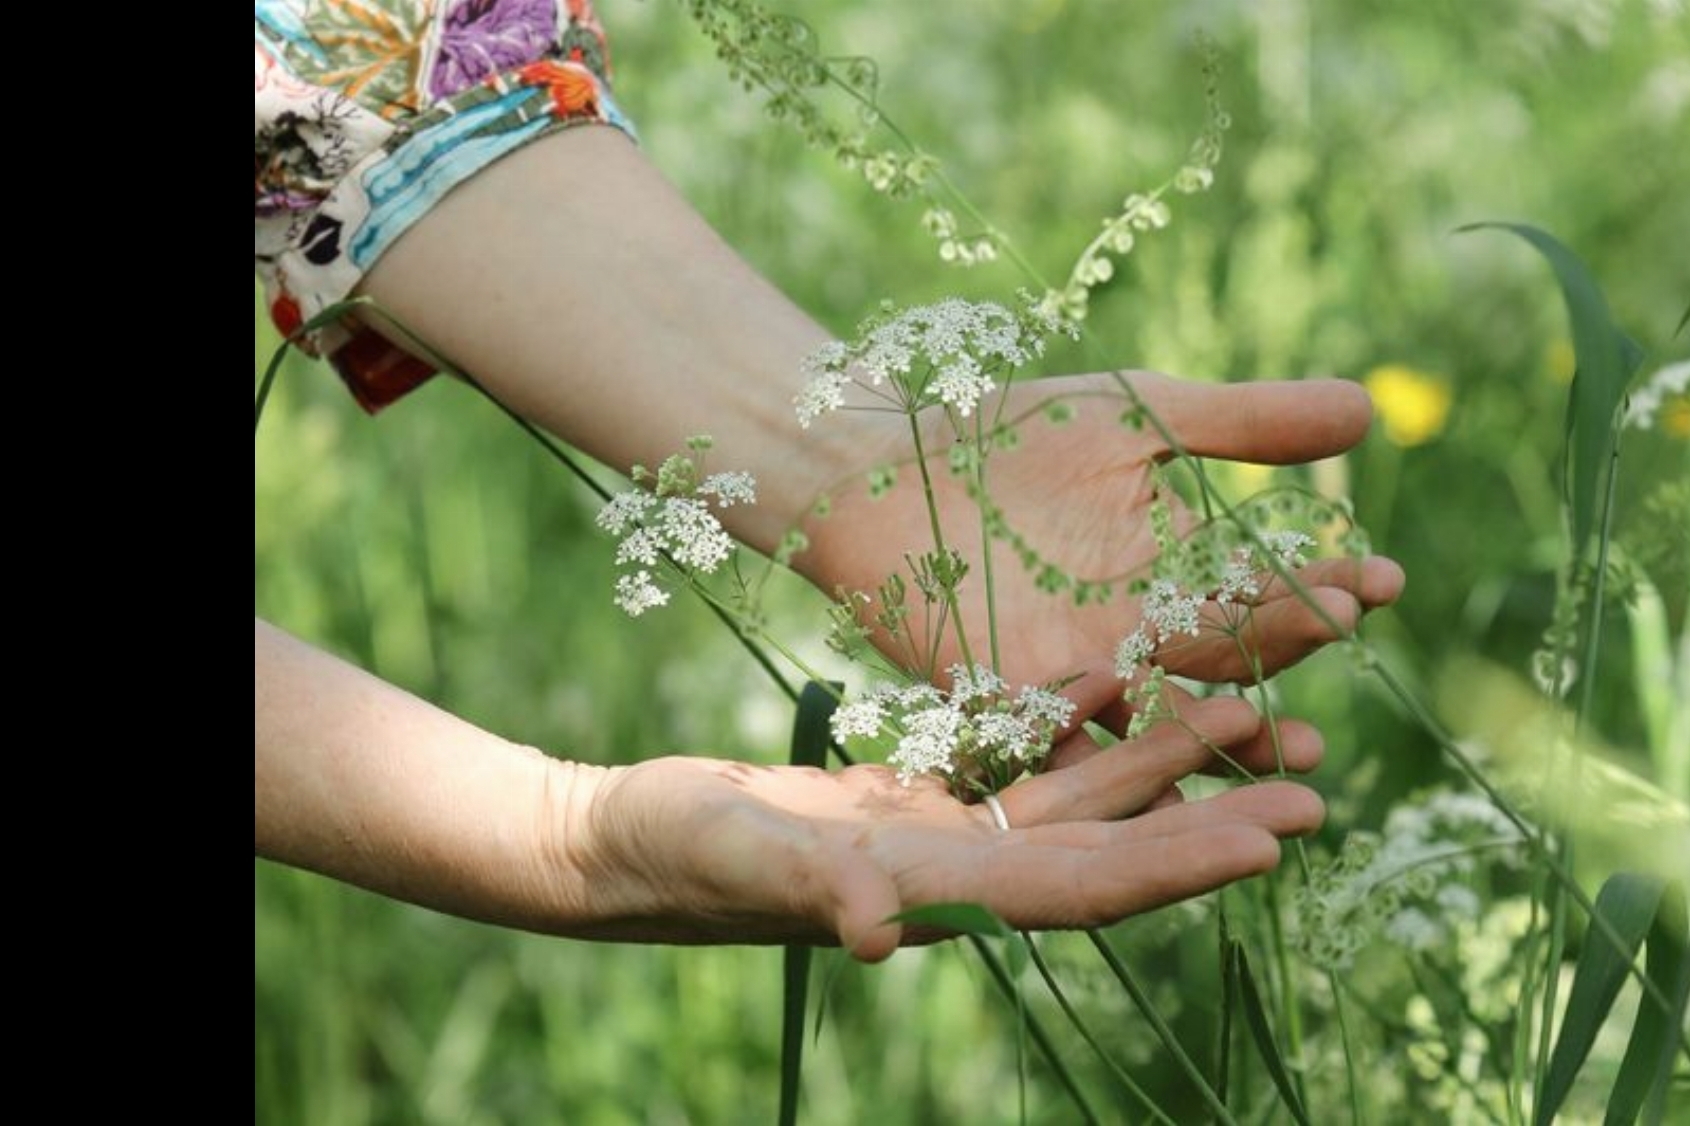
[430,0,558,98]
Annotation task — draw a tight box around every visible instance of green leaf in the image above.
[779,946,810,1126]
[1606,881,1688,1126]
[1235,942,1311,1126]
[779,681,842,1126]
[888,901,1016,939]
[1459,223,1644,553]
[789,680,841,770]
[1216,933,1238,1106]
[1536,873,1668,1125]
[1676,301,1689,339]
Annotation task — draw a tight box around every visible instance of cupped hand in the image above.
[574,697,1324,961]
[800,371,1405,727]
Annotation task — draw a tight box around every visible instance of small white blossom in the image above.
[1016,685,1077,730]
[699,471,757,507]
[598,443,754,617]
[949,663,1006,704]
[596,491,655,536]
[660,497,734,571]
[932,356,995,417]
[614,526,663,568]
[1260,530,1316,570]
[831,699,888,741]
[796,296,1065,428]
[837,671,1072,786]
[1215,554,1262,605]
[975,711,1038,762]
[1114,627,1155,678]
[890,705,963,782]
[795,352,851,429]
[1142,579,1205,641]
[614,571,670,616]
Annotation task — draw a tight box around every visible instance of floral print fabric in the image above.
[255,0,634,409]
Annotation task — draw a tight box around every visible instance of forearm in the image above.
[254,618,604,933]
[357,128,896,556]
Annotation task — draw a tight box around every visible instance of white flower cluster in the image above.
[1113,531,1318,680]
[595,461,753,617]
[830,664,1078,785]
[796,296,1073,428]
[1292,790,1525,970]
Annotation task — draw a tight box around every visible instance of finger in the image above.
[1157,585,1364,682]
[1201,715,1324,777]
[975,822,1287,929]
[1010,779,1326,850]
[823,847,905,963]
[1003,697,1261,825]
[1129,374,1375,466]
[1257,555,1406,612]
[1044,725,1107,772]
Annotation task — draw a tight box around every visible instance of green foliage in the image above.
[256,1,1690,1121]
[1538,875,1689,1125]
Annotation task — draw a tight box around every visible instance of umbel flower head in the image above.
[595,438,753,616]
[831,664,1077,788]
[796,294,1074,428]
[1109,519,1319,736]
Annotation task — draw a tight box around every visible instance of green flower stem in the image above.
[818,68,1054,291]
[905,412,977,671]
[1086,929,1238,1125]
[966,935,1103,1126]
[1234,636,1323,1114]
[971,408,1003,675]
[1025,936,1178,1125]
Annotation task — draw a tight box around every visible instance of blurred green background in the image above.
[256,0,1689,1121]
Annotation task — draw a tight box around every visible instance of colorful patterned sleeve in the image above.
[254,0,636,411]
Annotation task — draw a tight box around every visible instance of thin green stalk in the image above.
[1256,877,1308,1098]
[254,345,283,433]
[819,69,1053,292]
[905,413,977,671]
[1024,937,1177,1124]
[1087,929,1238,1125]
[966,935,1103,1126]
[1236,640,1338,1118]
[971,410,1003,675]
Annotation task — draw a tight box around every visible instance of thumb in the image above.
[824,849,904,962]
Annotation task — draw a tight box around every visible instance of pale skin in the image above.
[255,127,1406,961]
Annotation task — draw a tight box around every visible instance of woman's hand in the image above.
[572,695,1324,961]
[800,371,1406,731]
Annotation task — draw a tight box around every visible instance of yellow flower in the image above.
[1661,394,1690,439]
[1544,338,1576,385]
[1365,364,1453,448]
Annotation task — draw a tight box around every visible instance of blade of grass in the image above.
[1606,881,1688,1126]
[1087,929,1238,1125]
[1217,917,1237,1106]
[779,683,841,1126]
[1023,937,1176,1125]
[1234,941,1312,1126]
[1536,872,1669,1125]
[1456,223,1643,553]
